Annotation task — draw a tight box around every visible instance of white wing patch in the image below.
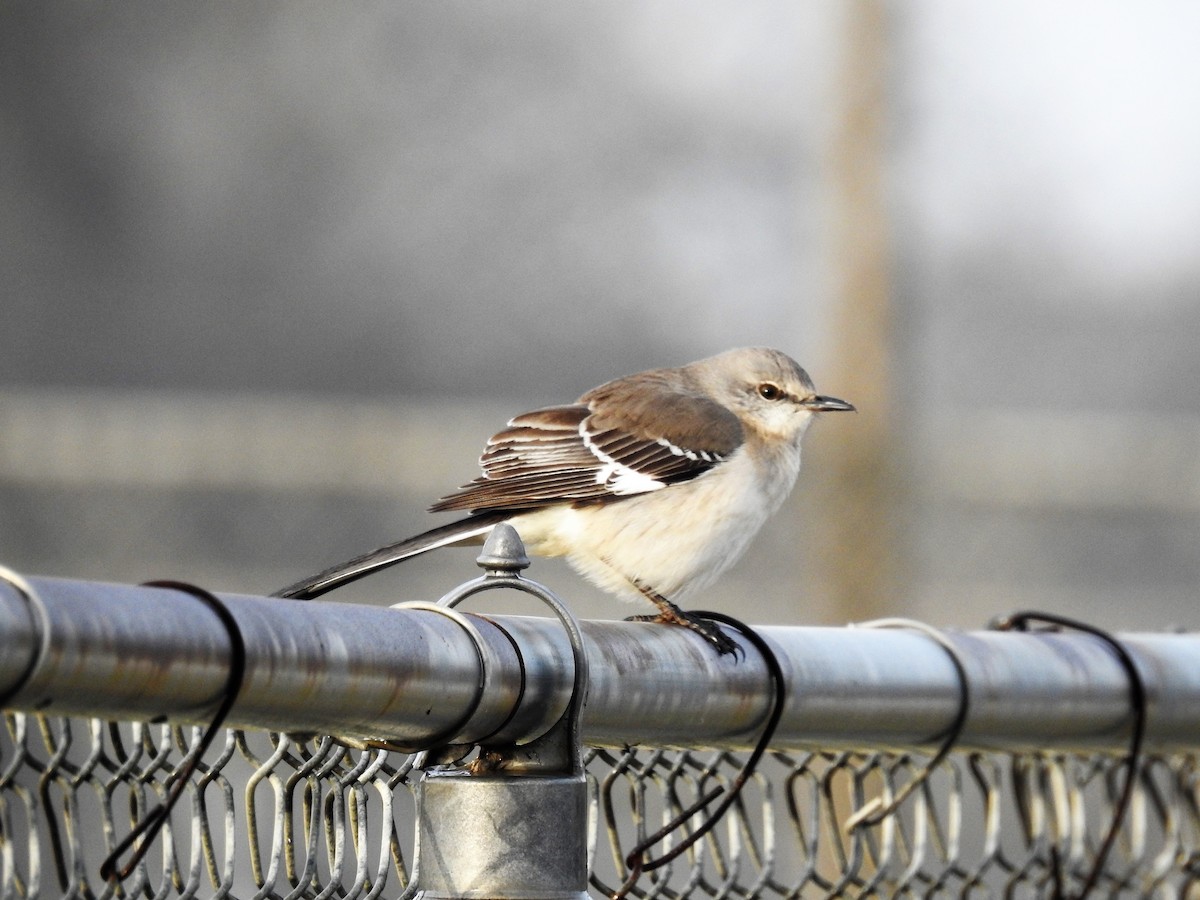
[656,437,722,463]
[581,426,669,496]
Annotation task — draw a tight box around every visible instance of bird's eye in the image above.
[757,382,782,401]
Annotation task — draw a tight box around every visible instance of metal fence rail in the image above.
[2,557,1199,898]
[3,575,1198,753]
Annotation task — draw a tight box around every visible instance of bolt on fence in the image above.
[1,532,1199,898]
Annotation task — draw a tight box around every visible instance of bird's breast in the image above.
[511,446,800,601]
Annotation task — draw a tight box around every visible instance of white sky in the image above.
[904,1,1200,299]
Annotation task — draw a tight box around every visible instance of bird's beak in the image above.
[802,394,855,412]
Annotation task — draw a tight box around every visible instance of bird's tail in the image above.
[273,510,513,600]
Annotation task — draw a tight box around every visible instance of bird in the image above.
[274,347,853,654]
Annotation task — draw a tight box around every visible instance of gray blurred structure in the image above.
[1,385,1196,631]
[1,4,1198,673]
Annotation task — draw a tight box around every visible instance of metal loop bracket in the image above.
[434,523,590,773]
[388,601,493,753]
[0,565,52,709]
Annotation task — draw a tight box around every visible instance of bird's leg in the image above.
[624,580,739,657]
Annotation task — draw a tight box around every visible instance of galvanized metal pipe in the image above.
[0,573,1194,752]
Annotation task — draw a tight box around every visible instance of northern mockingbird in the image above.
[276,347,853,653]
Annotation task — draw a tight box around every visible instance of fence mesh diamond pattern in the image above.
[3,714,1198,899]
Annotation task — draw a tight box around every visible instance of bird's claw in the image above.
[626,605,742,658]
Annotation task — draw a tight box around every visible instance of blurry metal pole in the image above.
[814,0,899,622]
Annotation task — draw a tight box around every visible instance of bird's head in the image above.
[689,347,855,444]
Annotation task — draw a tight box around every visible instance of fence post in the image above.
[409,525,591,900]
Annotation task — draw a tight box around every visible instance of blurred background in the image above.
[1,1,1197,631]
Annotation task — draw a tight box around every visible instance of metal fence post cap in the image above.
[475,523,531,574]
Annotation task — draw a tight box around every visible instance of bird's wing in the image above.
[430,386,744,513]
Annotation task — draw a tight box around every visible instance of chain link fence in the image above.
[2,558,1199,898]
[3,717,1199,898]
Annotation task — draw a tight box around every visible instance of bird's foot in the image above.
[626,601,741,658]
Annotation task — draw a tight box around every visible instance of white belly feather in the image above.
[511,444,802,604]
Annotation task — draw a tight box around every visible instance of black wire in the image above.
[612,611,786,899]
[845,619,972,830]
[991,610,1147,900]
[99,581,248,884]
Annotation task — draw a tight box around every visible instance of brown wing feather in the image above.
[581,371,743,458]
[430,405,604,512]
[429,375,745,514]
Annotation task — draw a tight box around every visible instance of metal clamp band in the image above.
[389,601,491,752]
[0,565,51,709]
